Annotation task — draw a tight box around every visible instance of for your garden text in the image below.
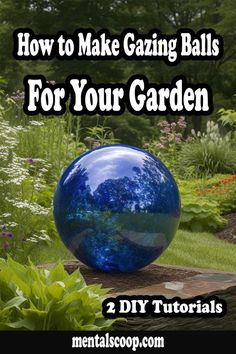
[13,28,224,116]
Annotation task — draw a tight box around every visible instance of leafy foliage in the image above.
[218,108,236,128]
[17,115,84,182]
[0,257,119,330]
[178,173,236,231]
[0,93,86,261]
[178,121,236,176]
[0,106,50,258]
[80,113,152,146]
[84,125,119,148]
[180,194,227,232]
[143,116,191,172]
[195,175,236,213]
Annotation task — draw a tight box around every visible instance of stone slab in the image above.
[39,261,236,330]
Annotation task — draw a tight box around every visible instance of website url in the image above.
[72,333,164,351]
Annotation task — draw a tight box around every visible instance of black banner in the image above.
[0,331,234,353]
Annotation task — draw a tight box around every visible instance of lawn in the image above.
[158,229,236,273]
[29,228,236,274]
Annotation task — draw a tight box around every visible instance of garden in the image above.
[1,90,236,330]
[1,0,236,332]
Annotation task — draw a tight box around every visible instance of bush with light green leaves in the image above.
[180,194,227,232]
[0,257,120,330]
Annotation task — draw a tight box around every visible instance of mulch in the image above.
[216,212,236,244]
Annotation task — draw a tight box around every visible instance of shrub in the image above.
[143,116,191,172]
[178,179,228,232]
[0,113,52,260]
[85,125,119,148]
[180,194,227,232]
[195,175,236,213]
[16,115,85,183]
[0,94,86,261]
[178,121,236,176]
[0,257,119,330]
[83,113,152,146]
[218,108,236,128]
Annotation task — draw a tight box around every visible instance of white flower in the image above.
[8,222,17,227]
[26,237,38,243]
[5,198,50,215]
[30,120,44,126]
[27,230,51,243]
[2,213,11,218]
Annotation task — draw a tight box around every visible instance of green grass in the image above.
[30,229,236,273]
[29,238,74,265]
[158,229,236,273]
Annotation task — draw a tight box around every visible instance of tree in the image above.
[0,0,236,139]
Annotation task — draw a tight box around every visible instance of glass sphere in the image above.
[54,145,180,272]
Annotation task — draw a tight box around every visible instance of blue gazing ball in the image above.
[53,145,180,272]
